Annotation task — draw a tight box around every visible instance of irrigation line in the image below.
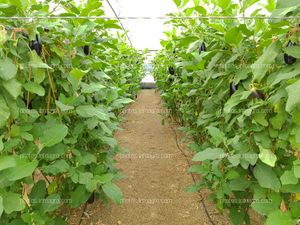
[0,16,300,20]
[170,124,216,225]
[78,202,88,225]
[105,0,133,47]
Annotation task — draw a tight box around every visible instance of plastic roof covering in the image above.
[103,0,271,51]
[103,0,178,51]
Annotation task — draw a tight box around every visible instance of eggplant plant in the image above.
[153,0,300,225]
[0,1,144,224]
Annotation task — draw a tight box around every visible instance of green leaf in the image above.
[102,182,123,204]
[223,91,251,113]
[0,57,17,80]
[192,148,225,161]
[23,82,45,96]
[280,170,298,185]
[0,156,16,171]
[284,45,300,59]
[40,194,61,213]
[2,78,22,99]
[229,177,251,191]
[258,147,277,167]
[0,96,10,128]
[193,0,200,6]
[78,172,93,185]
[0,196,3,218]
[253,113,269,127]
[70,68,87,80]
[286,79,300,113]
[0,135,3,152]
[2,192,25,214]
[70,185,90,208]
[4,159,38,181]
[81,82,105,93]
[173,0,181,7]
[29,53,52,69]
[251,41,281,82]
[111,98,134,109]
[76,105,109,121]
[253,162,281,192]
[224,27,243,45]
[265,210,294,225]
[271,0,300,17]
[207,126,225,146]
[294,164,300,178]
[42,160,70,175]
[40,123,68,147]
[55,101,74,111]
[29,180,47,204]
[217,0,231,10]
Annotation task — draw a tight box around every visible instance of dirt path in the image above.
[76,89,232,225]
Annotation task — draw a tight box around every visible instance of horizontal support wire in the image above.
[0,16,300,20]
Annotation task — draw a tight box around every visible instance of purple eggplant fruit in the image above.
[248,164,255,176]
[83,45,91,55]
[87,192,95,204]
[168,67,175,75]
[199,42,206,54]
[229,82,238,96]
[284,41,297,65]
[29,34,42,56]
[251,90,265,100]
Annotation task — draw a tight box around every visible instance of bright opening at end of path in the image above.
[103,0,178,87]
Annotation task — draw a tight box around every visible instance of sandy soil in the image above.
[68,90,237,225]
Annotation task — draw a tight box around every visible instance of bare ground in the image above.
[68,89,239,225]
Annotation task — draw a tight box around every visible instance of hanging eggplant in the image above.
[284,41,297,65]
[199,42,206,54]
[83,45,91,55]
[87,192,95,204]
[229,82,238,96]
[251,89,265,100]
[167,75,174,83]
[168,66,175,75]
[248,164,256,176]
[29,34,42,56]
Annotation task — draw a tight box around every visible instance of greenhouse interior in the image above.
[0,0,300,225]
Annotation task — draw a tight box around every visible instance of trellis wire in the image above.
[0,16,300,20]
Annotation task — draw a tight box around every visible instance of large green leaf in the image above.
[2,192,25,214]
[2,78,22,99]
[70,185,89,208]
[251,41,281,82]
[0,57,17,80]
[285,79,300,113]
[29,53,52,69]
[225,27,243,45]
[265,210,294,225]
[42,159,69,175]
[0,95,10,127]
[3,159,38,181]
[0,196,3,217]
[40,123,68,147]
[76,105,109,121]
[284,46,300,59]
[0,156,16,171]
[192,148,225,161]
[207,126,226,146]
[253,162,281,192]
[280,170,298,185]
[40,194,61,213]
[102,182,123,204]
[23,82,45,96]
[258,147,277,167]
